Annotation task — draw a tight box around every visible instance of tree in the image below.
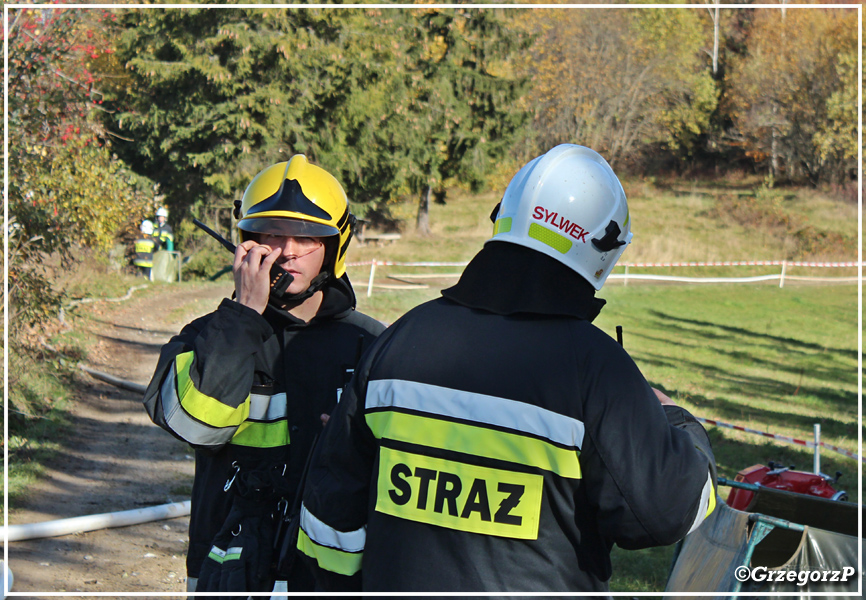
[6,6,151,328]
[5,6,152,435]
[398,8,529,235]
[106,6,528,236]
[106,8,351,234]
[523,7,718,167]
[725,8,857,183]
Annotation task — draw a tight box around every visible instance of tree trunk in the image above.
[711,3,720,75]
[416,185,431,236]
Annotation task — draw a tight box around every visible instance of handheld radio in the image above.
[193,218,294,298]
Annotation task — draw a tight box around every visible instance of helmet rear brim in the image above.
[238,217,339,239]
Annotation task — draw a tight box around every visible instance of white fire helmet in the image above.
[489,144,632,290]
[140,219,155,235]
[156,207,169,218]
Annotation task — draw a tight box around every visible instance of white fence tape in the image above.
[348,259,860,295]
[622,261,861,268]
[347,259,862,268]
[608,273,782,284]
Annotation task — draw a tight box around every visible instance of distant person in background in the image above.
[132,219,157,279]
[155,206,174,251]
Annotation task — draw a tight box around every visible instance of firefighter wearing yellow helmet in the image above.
[143,155,384,595]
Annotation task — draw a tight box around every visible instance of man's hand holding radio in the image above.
[234,240,281,314]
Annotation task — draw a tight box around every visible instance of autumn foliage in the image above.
[6,6,150,328]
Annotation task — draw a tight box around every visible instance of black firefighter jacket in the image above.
[298,242,717,593]
[142,276,384,578]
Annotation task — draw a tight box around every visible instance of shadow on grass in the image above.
[647,311,858,361]
[94,333,167,353]
[627,309,857,417]
[650,385,859,445]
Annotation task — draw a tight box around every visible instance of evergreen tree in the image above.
[105,7,528,236]
[397,7,529,234]
[106,8,348,226]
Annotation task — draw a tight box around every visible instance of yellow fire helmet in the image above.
[235,155,355,278]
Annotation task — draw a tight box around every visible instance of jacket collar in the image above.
[441,241,606,321]
[264,274,357,327]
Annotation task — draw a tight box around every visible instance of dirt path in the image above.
[5,281,234,597]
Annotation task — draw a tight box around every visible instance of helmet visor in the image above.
[238,216,339,238]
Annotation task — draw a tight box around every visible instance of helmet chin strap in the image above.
[269,271,331,311]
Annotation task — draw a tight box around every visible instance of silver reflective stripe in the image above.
[687,471,715,534]
[160,362,236,446]
[299,502,366,552]
[248,393,287,421]
[366,379,585,450]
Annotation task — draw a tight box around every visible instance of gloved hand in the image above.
[195,471,281,598]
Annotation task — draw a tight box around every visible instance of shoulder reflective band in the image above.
[366,411,580,479]
[376,447,543,539]
[365,379,583,478]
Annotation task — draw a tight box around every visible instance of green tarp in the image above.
[665,488,861,598]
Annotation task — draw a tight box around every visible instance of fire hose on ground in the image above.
[6,348,189,544]
[1,500,191,543]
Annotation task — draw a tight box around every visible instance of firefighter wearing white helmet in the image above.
[143,155,384,595]
[297,144,717,594]
[132,219,157,278]
[154,206,174,251]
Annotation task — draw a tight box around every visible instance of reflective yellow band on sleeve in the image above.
[687,471,718,534]
[706,482,717,518]
[366,411,581,479]
[175,351,250,428]
[231,419,290,448]
[297,528,363,576]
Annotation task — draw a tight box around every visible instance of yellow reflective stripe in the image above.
[175,351,250,428]
[366,411,581,479]
[706,483,717,518]
[231,419,290,448]
[528,222,572,254]
[297,528,362,576]
[493,217,512,235]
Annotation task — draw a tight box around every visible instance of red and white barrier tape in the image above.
[623,261,860,268]
[696,417,862,462]
[348,259,859,269]
[347,260,470,267]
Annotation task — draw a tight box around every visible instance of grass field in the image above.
[10,176,861,593]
